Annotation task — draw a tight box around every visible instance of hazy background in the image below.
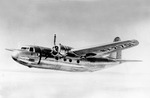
[0,0,150,98]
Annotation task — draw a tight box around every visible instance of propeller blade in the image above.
[54,34,56,46]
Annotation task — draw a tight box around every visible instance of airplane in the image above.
[6,34,141,72]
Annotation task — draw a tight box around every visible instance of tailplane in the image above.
[109,37,122,59]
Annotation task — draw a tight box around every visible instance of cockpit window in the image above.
[29,47,34,52]
[21,46,34,52]
[21,47,29,51]
[21,47,27,50]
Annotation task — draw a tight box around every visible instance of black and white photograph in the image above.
[0,0,149,98]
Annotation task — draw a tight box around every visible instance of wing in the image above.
[5,48,16,51]
[72,39,139,57]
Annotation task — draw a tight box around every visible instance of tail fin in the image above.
[109,37,122,59]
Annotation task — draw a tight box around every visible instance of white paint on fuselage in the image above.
[15,56,120,72]
[11,49,120,72]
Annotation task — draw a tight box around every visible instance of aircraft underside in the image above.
[14,57,119,72]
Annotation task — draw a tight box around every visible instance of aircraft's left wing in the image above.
[5,48,16,51]
[71,39,139,57]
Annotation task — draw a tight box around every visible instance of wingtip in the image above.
[130,39,139,46]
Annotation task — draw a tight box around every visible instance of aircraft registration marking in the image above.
[100,41,137,52]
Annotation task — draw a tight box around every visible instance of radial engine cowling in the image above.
[52,46,59,55]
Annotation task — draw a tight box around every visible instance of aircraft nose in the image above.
[11,50,20,61]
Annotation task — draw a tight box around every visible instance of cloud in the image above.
[1,71,150,98]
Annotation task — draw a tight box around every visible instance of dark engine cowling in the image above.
[52,46,59,55]
[59,44,73,52]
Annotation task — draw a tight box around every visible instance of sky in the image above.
[0,0,150,98]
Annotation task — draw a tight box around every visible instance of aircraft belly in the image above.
[17,58,119,72]
[27,60,89,72]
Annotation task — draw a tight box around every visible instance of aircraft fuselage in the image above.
[11,45,119,72]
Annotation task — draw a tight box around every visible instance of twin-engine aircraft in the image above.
[6,35,140,72]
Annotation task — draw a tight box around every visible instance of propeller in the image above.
[37,34,59,64]
[54,34,56,46]
[51,34,73,59]
[51,34,60,56]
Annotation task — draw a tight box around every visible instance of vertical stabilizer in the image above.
[109,37,122,59]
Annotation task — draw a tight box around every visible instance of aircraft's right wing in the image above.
[71,39,139,57]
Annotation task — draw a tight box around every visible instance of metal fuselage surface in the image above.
[11,45,119,72]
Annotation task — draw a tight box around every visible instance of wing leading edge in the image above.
[72,39,139,57]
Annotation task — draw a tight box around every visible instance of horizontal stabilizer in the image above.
[115,59,142,63]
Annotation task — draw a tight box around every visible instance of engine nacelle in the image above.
[59,44,73,52]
